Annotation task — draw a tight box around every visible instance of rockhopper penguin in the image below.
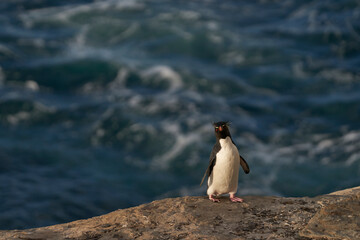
[200,121,250,202]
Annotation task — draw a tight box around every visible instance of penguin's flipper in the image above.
[230,139,250,174]
[200,155,216,186]
[240,155,250,174]
[200,142,220,186]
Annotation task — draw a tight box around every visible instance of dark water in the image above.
[0,0,360,230]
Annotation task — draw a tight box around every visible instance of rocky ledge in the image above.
[1,187,360,240]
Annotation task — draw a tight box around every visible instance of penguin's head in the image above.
[213,121,231,139]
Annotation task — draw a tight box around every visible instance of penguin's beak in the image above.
[218,126,223,131]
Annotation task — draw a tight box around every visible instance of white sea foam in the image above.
[7,111,31,125]
[315,139,333,152]
[220,51,245,65]
[292,61,308,79]
[318,69,359,83]
[110,68,129,89]
[150,122,205,170]
[342,131,360,143]
[90,107,115,146]
[108,23,139,44]
[0,44,17,58]
[270,129,360,167]
[179,11,201,20]
[345,153,360,166]
[20,0,144,24]
[141,65,183,92]
[24,80,40,91]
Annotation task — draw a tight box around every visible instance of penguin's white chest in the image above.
[207,137,240,195]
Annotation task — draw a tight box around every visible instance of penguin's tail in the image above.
[199,172,207,186]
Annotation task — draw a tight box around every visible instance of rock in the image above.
[1,187,360,240]
[299,186,360,240]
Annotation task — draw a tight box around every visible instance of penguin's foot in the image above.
[209,195,220,202]
[230,193,243,203]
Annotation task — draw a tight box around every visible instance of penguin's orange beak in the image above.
[218,126,223,131]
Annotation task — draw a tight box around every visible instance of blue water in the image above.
[0,0,360,230]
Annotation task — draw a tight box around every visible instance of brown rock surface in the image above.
[1,187,359,240]
[299,186,360,240]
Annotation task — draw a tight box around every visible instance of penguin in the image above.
[200,121,250,202]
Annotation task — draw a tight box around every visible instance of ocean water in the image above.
[0,0,360,230]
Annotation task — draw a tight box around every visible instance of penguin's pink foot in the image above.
[230,193,243,202]
[209,195,220,202]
